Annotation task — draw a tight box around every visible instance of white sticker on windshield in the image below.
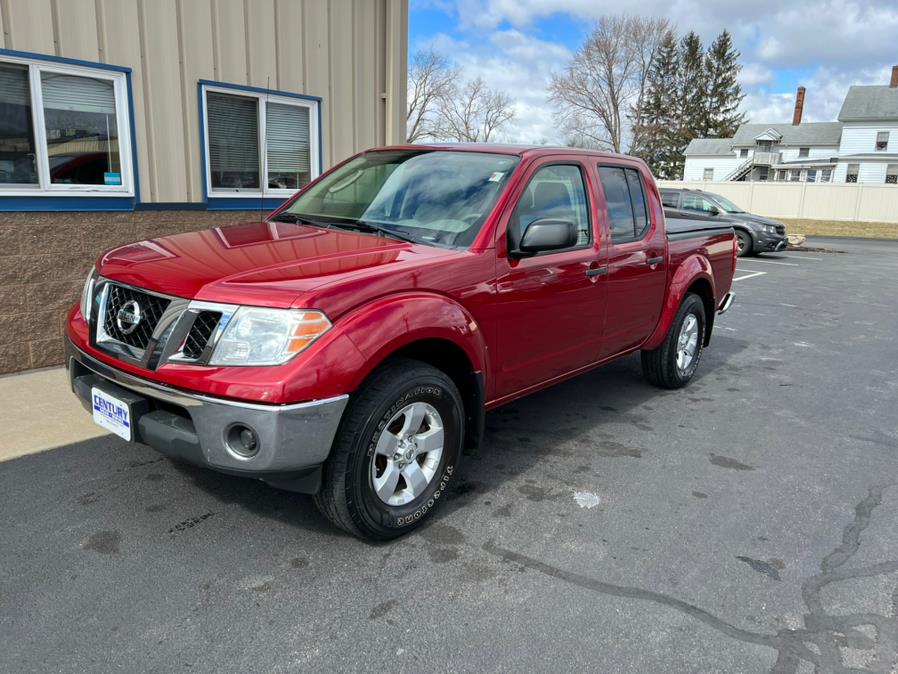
[488,171,504,182]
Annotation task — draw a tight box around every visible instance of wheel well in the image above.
[687,278,716,346]
[389,339,484,453]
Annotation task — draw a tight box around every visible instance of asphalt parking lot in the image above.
[2,237,898,673]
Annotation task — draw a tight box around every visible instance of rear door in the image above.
[494,158,607,397]
[594,162,668,358]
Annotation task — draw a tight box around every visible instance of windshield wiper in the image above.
[339,219,419,244]
[270,212,335,228]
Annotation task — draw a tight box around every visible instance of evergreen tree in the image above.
[704,30,746,138]
[638,30,680,178]
[672,31,707,178]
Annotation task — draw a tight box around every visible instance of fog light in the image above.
[226,424,260,458]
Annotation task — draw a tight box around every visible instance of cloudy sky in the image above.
[409,0,898,144]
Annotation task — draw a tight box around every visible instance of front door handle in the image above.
[586,266,608,278]
[646,256,664,265]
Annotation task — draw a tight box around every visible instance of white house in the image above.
[684,66,898,184]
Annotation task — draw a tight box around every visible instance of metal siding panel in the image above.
[329,0,353,164]
[177,0,215,202]
[383,0,406,145]
[140,0,188,201]
[303,0,330,167]
[246,0,276,88]
[214,0,246,84]
[53,0,99,60]
[97,0,149,202]
[353,0,376,151]
[274,0,303,93]
[3,0,55,53]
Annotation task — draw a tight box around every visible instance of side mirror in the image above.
[516,218,578,255]
[708,206,720,216]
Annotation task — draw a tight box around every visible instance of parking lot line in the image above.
[741,258,799,267]
[777,254,823,261]
[733,270,767,282]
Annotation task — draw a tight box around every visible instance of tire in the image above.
[641,293,706,389]
[314,358,464,541]
[735,230,753,257]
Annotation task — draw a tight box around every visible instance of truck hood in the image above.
[97,220,456,308]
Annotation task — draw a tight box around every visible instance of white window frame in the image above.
[0,54,134,197]
[702,168,713,180]
[201,83,321,199]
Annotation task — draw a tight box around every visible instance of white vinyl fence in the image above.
[657,180,898,224]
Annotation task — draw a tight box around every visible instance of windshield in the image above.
[280,150,520,248]
[709,193,745,213]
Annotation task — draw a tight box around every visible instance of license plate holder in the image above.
[91,384,145,441]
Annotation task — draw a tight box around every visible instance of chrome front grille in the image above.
[91,278,236,370]
[102,283,171,349]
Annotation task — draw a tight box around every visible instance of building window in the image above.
[821,168,832,182]
[703,168,713,180]
[739,148,749,158]
[758,167,769,181]
[798,147,809,158]
[789,169,801,182]
[776,169,787,181]
[806,169,817,183]
[201,82,320,199]
[886,165,898,184]
[876,132,889,152]
[846,164,859,183]
[0,55,133,196]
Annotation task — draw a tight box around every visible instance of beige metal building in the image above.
[0,0,408,373]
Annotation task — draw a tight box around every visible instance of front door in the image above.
[494,160,607,398]
[594,163,668,358]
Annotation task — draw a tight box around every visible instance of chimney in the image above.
[792,86,806,125]
[891,65,898,88]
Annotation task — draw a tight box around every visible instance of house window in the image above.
[703,168,713,180]
[776,169,787,181]
[789,169,801,182]
[806,169,817,183]
[798,147,810,158]
[201,82,320,199]
[739,148,749,158]
[846,164,859,183]
[876,132,889,152]
[886,165,898,184]
[821,168,832,182]
[0,55,133,195]
[758,167,769,181]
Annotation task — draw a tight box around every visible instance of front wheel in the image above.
[314,358,464,541]
[735,230,753,257]
[641,293,706,389]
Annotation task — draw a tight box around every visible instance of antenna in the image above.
[261,75,269,224]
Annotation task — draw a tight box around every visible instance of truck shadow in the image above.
[5,334,749,545]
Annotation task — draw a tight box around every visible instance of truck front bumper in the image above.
[65,338,348,493]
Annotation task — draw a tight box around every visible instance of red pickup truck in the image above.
[66,145,736,540]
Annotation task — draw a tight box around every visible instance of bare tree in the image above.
[406,48,457,143]
[434,77,516,142]
[550,15,669,153]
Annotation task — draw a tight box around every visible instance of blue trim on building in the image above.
[0,49,139,212]
[197,80,323,211]
[0,47,132,73]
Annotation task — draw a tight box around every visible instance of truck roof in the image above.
[367,142,638,161]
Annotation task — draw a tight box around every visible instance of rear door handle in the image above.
[586,266,608,278]
[646,256,664,265]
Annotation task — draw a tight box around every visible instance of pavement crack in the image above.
[483,483,898,674]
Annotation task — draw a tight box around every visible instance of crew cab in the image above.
[65,145,736,540]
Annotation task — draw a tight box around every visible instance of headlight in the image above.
[79,268,98,322]
[209,307,332,366]
[763,225,777,234]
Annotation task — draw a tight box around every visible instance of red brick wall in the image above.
[0,210,261,375]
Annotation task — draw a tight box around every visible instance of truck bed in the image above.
[666,222,736,308]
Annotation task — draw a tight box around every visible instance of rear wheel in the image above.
[735,230,753,257]
[641,293,706,389]
[314,358,464,541]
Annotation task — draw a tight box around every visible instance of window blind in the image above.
[40,72,115,114]
[266,101,310,174]
[207,92,259,174]
[0,64,30,106]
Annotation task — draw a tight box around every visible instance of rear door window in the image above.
[598,165,651,242]
[660,190,679,208]
[681,194,717,213]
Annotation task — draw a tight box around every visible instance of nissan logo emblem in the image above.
[116,300,142,335]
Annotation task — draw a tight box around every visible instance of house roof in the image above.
[730,122,843,147]
[838,85,898,122]
[683,138,734,156]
